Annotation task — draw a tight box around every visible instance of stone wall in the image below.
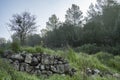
[3,51,76,76]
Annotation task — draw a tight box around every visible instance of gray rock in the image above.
[37,55,41,62]
[41,70,47,74]
[3,50,13,58]
[8,59,13,63]
[36,70,41,75]
[50,65,57,72]
[94,69,100,74]
[11,54,24,61]
[31,57,39,66]
[25,54,32,63]
[19,63,25,71]
[53,60,58,64]
[13,60,19,70]
[20,52,26,58]
[19,63,32,72]
[45,65,50,70]
[35,63,41,69]
[46,71,53,76]
[86,68,92,76]
[113,73,120,78]
[64,64,70,72]
[25,64,32,72]
[58,61,63,64]
[41,55,49,64]
[56,64,65,74]
[48,56,54,64]
[40,65,45,70]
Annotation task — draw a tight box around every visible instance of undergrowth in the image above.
[0,47,119,80]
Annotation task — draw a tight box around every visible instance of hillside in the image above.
[0,47,120,80]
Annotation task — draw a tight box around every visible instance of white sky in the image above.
[0,0,96,40]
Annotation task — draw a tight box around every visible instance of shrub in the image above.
[100,45,120,55]
[75,44,100,54]
[109,56,120,71]
[94,52,113,64]
[11,41,20,52]
[0,49,4,56]
[95,52,120,71]
[35,46,44,53]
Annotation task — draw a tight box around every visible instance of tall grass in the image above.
[0,46,119,80]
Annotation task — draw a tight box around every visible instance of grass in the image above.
[0,47,120,80]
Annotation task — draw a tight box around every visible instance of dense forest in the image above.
[0,0,120,80]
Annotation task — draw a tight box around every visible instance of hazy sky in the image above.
[0,0,96,40]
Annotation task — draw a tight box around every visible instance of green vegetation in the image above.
[74,44,100,54]
[11,41,20,52]
[20,46,44,53]
[0,0,120,80]
[0,58,40,80]
[0,47,119,80]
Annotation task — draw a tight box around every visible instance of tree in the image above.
[26,34,41,46]
[86,0,120,46]
[46,14,60,31]
[8,11,37,45]
[41,29,48,37]
[65,4,83,26]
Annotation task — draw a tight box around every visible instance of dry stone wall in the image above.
[3,51,76,76]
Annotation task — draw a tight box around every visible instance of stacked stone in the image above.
[3,51,76,76]
[85,68,120,78]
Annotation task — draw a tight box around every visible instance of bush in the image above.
[100,45,120,55]
[95,52,120,71]
[11,41,20,52]
[0,49,4,54]
[94,52,113,64]
[75,44,100,54]
[109,56,120,71]
[35,46,44,53]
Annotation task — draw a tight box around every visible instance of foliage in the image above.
[11,41,20,52]
[20,46,44,53]
[95,52,120,72]
[25,34,42,47]
[46,14,61,31]
[65,4,83,26]
[40,1,120,56]
[20,46,36,53]
[8,11,37,45]
[109,56,120,71]
[75,44,100,54]
[35,46,44,53]
[0,47,119,80]
[0,49,4,56]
